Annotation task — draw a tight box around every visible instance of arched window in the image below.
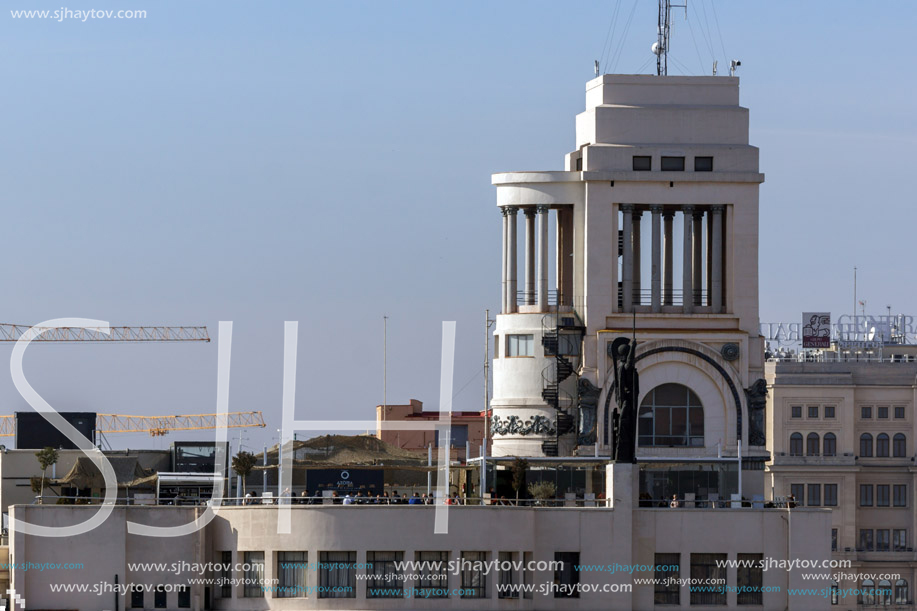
[806,433,820,456]
[877,433,890,457]
[895,579,909,605]
[861,580,875,606]
[638,384,704,447]
[789,433,803,456]
[831,580,839,605]
[823,433,837,457]
[860,433,873,457]
[878,579,893,605]
[894,433,907,457]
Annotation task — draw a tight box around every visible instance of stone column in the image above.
[711,205,724,314]
[506,207,518,313]
[621,205,634,312]
[632,209,642,307]
[693,209,704,307]
[537,205,549,310]
[650,206,662,313]
[501,208,508,313]
[524,208,536,305]
[663,211,674,306]
[682,206,694,314]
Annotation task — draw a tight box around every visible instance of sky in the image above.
[1,0,915,452]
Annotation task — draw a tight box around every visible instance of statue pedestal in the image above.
[606,462,638,510]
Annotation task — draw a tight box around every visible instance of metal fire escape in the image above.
[540,312,585,456]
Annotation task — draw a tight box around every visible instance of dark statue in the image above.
[608,337,639,463]
[745,378,767,446]
[576,378,600,445]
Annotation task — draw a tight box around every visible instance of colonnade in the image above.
[501,206,550,313]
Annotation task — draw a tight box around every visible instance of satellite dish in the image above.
[651,42,663,56]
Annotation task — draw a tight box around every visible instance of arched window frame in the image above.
[860,433,873,458]
[789,433,803,456]
[806,433,820,456]
[877,433,890,457]
[893,433,907,458]
[823,432,836,457]
[637,383,705,447]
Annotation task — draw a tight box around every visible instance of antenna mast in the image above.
[654,0,687,76]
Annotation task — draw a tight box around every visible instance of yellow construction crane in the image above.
[0,323,210,342]
[0,412,266,437]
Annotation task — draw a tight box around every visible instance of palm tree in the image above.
[35,446,59,503]
[232,451,257,499]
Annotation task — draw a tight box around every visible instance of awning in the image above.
[52,456,158,489]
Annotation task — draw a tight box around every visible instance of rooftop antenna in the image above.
[594,60,600,77]
[653,0,688,76]
[729,59,742,76]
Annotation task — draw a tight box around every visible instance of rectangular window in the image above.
[859,529,874,551]
[737,553,763,605]
[493,335,499,359]
[416,551,449,598]
[461,552,487,599]
[860,485,873,506]
[554,552,580,598]
[877,485,890,507]
[894,484,907,507]
[633,156,652,171]
[808,406,819,418]
[791,406,802,418]
[895,406,905,419]
[243,551,265,598]
[831,529,838,552]
[276,551,307,599]
[808,484,821,507]
[878,406,889,419]
[131,586,144,609]
[319,551,356,599]
[791,484,805,506]
[876,529,890,551]
[690,553,727,605]
[498,551,518,599]
[694,156,713,172]
[506,334,534,357]
[155,585,167,609]
[219,551,232,598]
[824,405,836,418]
[862,406,872,419]
[436,424,468,449]
[824,484,838,506]
[366,551,404,598]
[177,586,190,609]
[660,156,685,171]
[654,553,680,605]
[894,530,907,551]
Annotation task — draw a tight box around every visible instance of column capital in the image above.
[620,203,634,212]
[711,205,725,214]
[535,205,550,214]
[649,205,664,214]
[524,207,537,218]
[502,206,518,216]
[682,205,695,213]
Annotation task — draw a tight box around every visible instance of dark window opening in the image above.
[633,156,652,171]
[694,156,713,172]
[661,156,685,171]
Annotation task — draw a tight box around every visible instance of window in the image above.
[155,585,167,609]
[878,579,893,605]
[366,551,404,598]
[506,334,534,357]
[694,156,713,172]
[824,405,836,418]
[860,433,873,457]
[878,406,889,419]
[219,551,232,598]
[654,553,680,605]
[860,484,873,507]
[823,433,836,457]
[862,406,872,419]
[661,156,685,171]
[791,406,802,419]
[831,579,839,605]
[831,529,838,552]
[416,552,448,598]
[493,335,499,359]
[808,406,819,418]
[895,406,905,419]
[789,433,803,456]
[690,553,726,605]
[436,424,468,449]
[554,552,580,598]
[824,484,838,506]
[130,586,144,609]
[276,551,307,598]
[877,484,890,507]
[737,553,763,605]
[877,433,890,457]
[498,552,518,599]
[461,552,487,599]
[861,579,876,605]
[894,484,907,507]
[894,530,907,551]
[877,530,891,551]
[791,484,805,506]
[319,551,356,598]
[178,586,190,609]
[638,383,704,447]
[894,433,907,457]
[806,433,820,456]
[243,551,265,598]
[860,530,874,551]
[807,484,821,506]
[633,156,652,171]
[896,579,909,605]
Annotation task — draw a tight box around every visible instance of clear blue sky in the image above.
[1,1,915,451]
